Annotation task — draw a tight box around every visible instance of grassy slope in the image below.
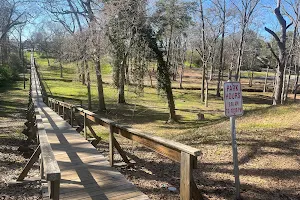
[34,54,300,199]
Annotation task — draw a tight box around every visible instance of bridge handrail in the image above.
[47,97,202,199]
[31,61,61,199]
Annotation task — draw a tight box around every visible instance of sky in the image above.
[18,0,296,42]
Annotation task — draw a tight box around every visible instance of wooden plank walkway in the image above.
[31,63,149,199]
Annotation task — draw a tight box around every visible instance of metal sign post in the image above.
[230,116,240,199]
[224,81,243,200]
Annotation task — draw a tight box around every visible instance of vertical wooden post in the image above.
[84,113,87,140]
[62,105,65,119]
[70,107,73,127]
[57,103,60,115]
[50,179,60,200]
[180,152,192,200]
[40,155,44,179]
[109,124,114,167]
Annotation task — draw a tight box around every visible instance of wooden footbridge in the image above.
[16,54,202,200]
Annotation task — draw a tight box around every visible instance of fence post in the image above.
[57,103,60,115]
[70,107,73,127]
[84,113,87,140]
[109,124,114,167]
[180,151,192,200]
[62,105,65,119]
[40,155,44,179]
[50,179,60,200]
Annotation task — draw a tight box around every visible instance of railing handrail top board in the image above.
[75,107,201,156]
[48,97,77,109]
[33,101,61,181]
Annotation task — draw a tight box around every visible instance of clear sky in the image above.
[19,0,296,42]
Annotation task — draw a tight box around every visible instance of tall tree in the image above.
[214,0,227,97]
[232,0,260,81]
[265,0,292,105]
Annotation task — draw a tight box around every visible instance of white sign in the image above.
[224,82,243,117]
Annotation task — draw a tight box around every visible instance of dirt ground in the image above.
[0,82,41,200]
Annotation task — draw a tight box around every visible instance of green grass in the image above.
[24,54,300,199]
[33,54,299,140]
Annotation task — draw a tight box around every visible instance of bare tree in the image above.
[265,0,292,105]
[282,0,300,102]
[232,0,260,81]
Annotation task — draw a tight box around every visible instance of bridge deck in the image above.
[31,63,148,200]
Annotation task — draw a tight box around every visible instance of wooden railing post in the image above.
[84,113,87,140]
[40,154,44,179]
[180,151,192,200]
[62,105,65,119]
[57,103,60,115]
[50,179,60,200]
[109,124,114,167]
[70,107,73,127]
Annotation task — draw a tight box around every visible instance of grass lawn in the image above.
[34,55,300,199]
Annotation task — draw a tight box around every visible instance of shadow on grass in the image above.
[113,130,300,199]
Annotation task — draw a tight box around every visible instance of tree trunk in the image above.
[46,52,51,67]
[189,49,194,69]
[235,25,245,81]
[81,61,85,85]
[142,26,177,122]
[95,57,106,111]
[265,1,287,105]
[76,61,81,81]
[216,18,225,95]
[118,56,126,104]
[85,61,92,110]
[201,64,206,102]
[294,61,299,101]
[205,78,208,107]
[284,66,291,101]
[263,66,269,92]
[200,0,206,103]
[274,64,284,105]
[281,65,287,104]
[125,56,130,85]
[59,60,63,78]
[249,70,253,87]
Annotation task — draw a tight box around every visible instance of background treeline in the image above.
[1,0,300,121]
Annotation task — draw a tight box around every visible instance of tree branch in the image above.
[267,43,280,63]
[265,27,281,43]
[274,6,286,28]
[286,22,293,30]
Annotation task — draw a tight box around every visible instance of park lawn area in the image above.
[34,55,300,199]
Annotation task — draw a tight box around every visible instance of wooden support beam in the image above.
[109,125,114,167]
[49,179,60,200]
[180,152,192,200]
[113,137,130,164]
[62,105,65,119]
[57,104,60,115]
[86,123,101,140]
[70,107,73,127]
[191,176,204,200]
[17,145,41,181]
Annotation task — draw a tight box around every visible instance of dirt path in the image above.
[0,81,41,200]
